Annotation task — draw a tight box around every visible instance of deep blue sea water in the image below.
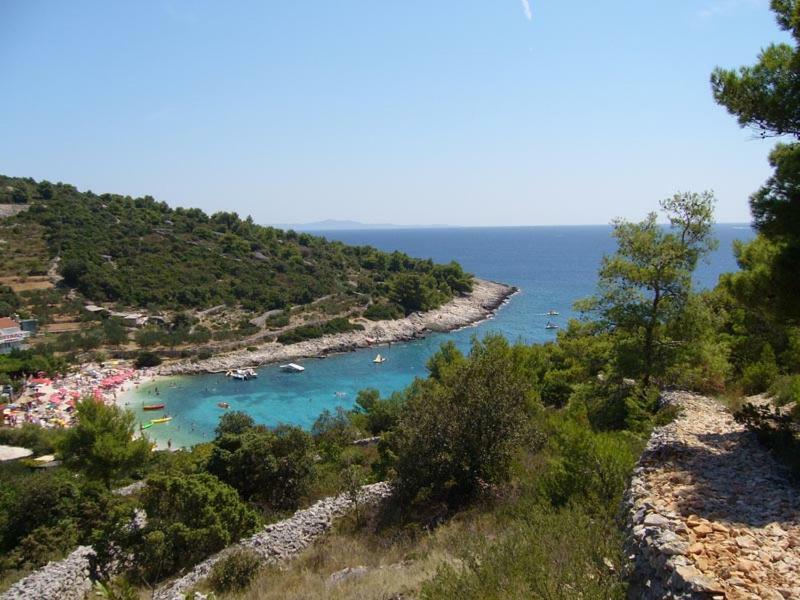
[126,225,754,448]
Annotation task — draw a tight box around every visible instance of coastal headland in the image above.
[158,278,517,376]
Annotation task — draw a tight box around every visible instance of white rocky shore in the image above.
[624,391,800,599]
[159,278,516,375]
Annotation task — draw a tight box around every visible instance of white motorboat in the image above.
[280,363,305,373]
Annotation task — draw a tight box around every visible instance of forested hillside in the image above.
[0,175,471,315]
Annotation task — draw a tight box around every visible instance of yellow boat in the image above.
[150,416,172,424]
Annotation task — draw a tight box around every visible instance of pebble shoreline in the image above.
[158,278,516,375]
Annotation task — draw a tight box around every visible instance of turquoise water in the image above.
[126,224,754,448]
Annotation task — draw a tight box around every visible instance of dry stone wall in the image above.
[623,391,800,599]
[154,481,392,600]
[0,546,95,600]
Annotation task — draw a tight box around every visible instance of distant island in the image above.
[269,219,453,231]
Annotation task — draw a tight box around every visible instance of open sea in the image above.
[124,224,755,448]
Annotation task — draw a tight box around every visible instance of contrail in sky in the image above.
[520,0,532,20]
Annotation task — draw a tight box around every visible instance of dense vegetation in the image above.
[0,174,472,317]
[276,317,364,345]
[705,0,800,472]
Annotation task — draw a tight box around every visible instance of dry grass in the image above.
[2,279,55,292]
[0,222,49,278]
[206,505,502,600]
[41,322,86,333]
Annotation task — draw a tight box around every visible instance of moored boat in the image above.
[142,403,165,411]
[545,321,559,330]
[280,363,305,372]
[217,402,230,409]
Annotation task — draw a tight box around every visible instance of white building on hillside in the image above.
[0,317,30,354]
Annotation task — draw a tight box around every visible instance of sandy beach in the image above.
[158,278,516,376]
[1,362,151,430]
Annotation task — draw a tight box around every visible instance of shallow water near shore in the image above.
[126,224,754,448]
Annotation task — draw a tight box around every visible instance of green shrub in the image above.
[207,548,261,593]
[352,388,405,435]
[389,335,532,506]
[277,317,363,344]
[540,371,573,408]
[421,504,626,600]
[0,424,64,455]
[538,418,640,514]
[134,351,161,369]
[132,473,260,582]
[92,577,138,600]
[265,312,290,328]
[740,344,779,394]
[734,403,800,478]
[311,407,361,460]
[207,424,315,511]
[363,302,402,321]
[769,375,800,406]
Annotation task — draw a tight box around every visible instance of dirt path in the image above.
[626,392,800,599]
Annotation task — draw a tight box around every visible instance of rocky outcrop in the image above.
[624,391,800,599]
[0,546,95,600]
[153,481,393,600]
[0,204,30,220]
[159,278,516,375]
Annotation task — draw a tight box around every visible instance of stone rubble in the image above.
[153,481,393,600]
[624,391,800,599]
[0,546,95,600]
[159,278,516,375]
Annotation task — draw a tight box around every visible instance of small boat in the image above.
[243,369,257,379]
[141,422,153,430]
[150,416,173,424]
[142,403,165,411]
[373,354,386,364]
[280,363,305,373]
[217,402,230,409]
[228,369,248,380]
[545,321,559,330]
[546,310,560,316]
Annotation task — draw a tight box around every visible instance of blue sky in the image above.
[0,1,789,226]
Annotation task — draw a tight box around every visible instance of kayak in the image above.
[141,423,153,429]
[143,404,165,411]
[150,416,172,424]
